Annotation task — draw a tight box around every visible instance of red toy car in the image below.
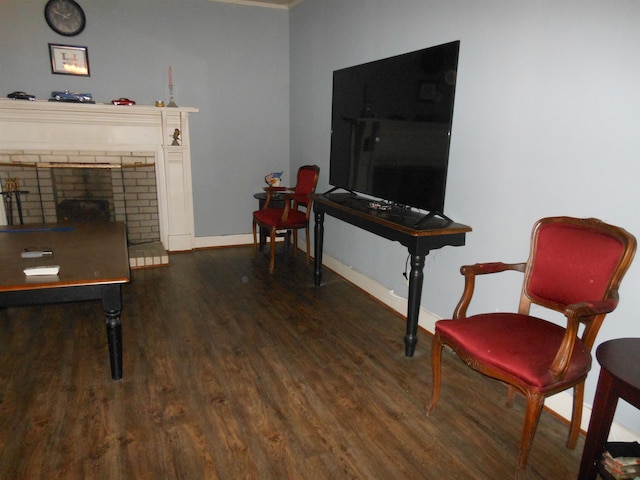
[111,98,136,105]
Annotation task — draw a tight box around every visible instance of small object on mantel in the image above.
[167,93,178,108]
[49,90,94,103]
[111,98,136,105]
[167,66,178,107]
[7,91,36,101]
[171,129,181,146]
[155,100,165,107]
[264,171,283,187]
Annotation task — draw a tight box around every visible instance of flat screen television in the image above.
[329,40,460,221]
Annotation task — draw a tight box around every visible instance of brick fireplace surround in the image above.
[0,99,198,268]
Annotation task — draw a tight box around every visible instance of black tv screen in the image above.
[329,40,460,216]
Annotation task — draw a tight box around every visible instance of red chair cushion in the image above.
[295,170,318,202]
[253,208,308,229]
[528,223,626,305]
[435,313,592,391]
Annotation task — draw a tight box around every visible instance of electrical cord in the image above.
[403,254,410,280]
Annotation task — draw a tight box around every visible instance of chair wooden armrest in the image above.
[564,296,619,320]
[262,186,293,209]
[454,262,527,318]
[281,192,293,221]
[280,192,313,221]
[551,295,619,379]
[461,261,527,276]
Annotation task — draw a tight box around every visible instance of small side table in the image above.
[1,190,29,225]
[254,192,285,210]
[253,192,287,251]
[578,338,640,480]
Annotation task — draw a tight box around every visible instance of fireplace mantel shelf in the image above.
[0,98,198,150]
[0,98,199,252]
[0,98,198,113]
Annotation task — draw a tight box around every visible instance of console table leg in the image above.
[313,210,324,286]
[101,285,123,380]
[405,252,426,357]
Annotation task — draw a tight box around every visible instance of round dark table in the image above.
[253,192,285,210]
[578,338,640,480]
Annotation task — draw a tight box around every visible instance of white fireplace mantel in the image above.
[0,98,199,251]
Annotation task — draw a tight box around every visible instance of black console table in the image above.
[312,193,471,357]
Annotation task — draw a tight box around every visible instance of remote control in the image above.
[21,251,53,258]
[23,265,60,276]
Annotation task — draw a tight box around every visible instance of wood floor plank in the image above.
[0,246,585,479]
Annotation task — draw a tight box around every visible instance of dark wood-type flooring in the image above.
[0,246,585,479]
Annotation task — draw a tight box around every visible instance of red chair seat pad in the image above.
[435,313,592,391]
[253,208,307,229]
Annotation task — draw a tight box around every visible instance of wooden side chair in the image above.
[427,216,637,480]
[252,165,319,273]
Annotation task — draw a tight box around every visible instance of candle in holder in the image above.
[167,66,178,107]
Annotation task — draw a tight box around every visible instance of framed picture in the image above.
[49,43,90,76]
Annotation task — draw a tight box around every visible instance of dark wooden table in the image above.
[0,222,130,380]
[578,338,640,480]
[312,193,471,357]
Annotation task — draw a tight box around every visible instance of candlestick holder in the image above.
[167,84,178,107]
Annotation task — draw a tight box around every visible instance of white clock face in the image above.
[45,0,86,36]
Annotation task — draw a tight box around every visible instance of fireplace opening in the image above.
[53,167,114,224]
[0,159,161,246]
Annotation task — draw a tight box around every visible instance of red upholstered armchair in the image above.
[427,216,636,480]
[252,165,319,273]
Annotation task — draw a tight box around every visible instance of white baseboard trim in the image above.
[193,233,288,249]
[193,234,639,442]
[193,233,254,249]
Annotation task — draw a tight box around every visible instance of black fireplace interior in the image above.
[52,167,115,223]
[57,199,110,223]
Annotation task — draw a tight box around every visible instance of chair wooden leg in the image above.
[252,219,258,256]
[293,230,298,257]
[515,392,545,480]
[305,225,310,263]
[269,227,276,273]
[567,382,584,449]
[426,332,444,415]
[506,385,517,408]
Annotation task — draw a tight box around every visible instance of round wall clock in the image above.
[44,0,86,37]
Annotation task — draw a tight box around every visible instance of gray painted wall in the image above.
[290,0,640,435]
[0,0,290,237]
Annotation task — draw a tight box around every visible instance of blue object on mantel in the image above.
[0,226,75,233]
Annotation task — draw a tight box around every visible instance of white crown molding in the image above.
[208,0,303,9]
